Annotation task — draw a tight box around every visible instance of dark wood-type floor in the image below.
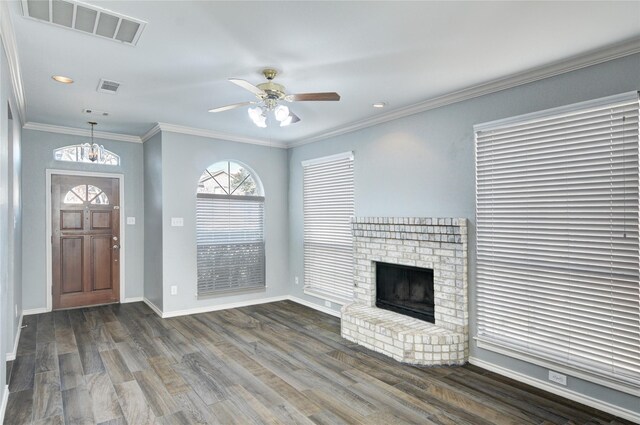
[4,301,634,425]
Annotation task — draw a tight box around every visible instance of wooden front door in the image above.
[52,175,120,310]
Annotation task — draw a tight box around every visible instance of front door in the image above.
[52,174,120,310]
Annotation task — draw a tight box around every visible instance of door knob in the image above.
[113,245,120,249]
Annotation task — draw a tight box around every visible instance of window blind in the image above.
[474,91,640,392]
[196,194,265,296]
[303,152,355,304]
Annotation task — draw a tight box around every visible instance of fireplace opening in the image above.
[376,262,435,323]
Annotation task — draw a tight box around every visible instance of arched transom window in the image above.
[64,184,109,205]
[54,144,120,166]
[196,161,265,296]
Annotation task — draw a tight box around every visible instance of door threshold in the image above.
[53,301,120,311]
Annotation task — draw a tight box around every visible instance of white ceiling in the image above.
[8,1,640,144]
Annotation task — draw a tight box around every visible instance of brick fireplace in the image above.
[341,217,469,365]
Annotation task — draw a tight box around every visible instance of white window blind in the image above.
[303,152,355,304]
[474,91,640,393]
[196,194,265,296]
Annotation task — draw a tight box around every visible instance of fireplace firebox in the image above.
[376,262,435,323]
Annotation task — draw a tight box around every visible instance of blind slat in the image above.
[196,195,265,295]
[475,93,640,391]
[303,154,354,304]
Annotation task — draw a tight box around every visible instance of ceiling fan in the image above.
[208,68,340,127]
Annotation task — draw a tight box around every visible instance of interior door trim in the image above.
[46,169,126,312]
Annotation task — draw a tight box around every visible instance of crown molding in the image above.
[23,122,142,143]
[152,122,288,148]
[0,2,27,124]
[289,37,640,148]
[141,123,161,142]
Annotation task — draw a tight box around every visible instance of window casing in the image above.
[303,152,355,304]
[474,91,640,393]
[196,161,265,296]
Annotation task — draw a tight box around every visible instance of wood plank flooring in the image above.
[4,301,634,424]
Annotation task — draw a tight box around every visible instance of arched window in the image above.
[196,161,265,296]
[54,144,120,165]
[63,184,109,205]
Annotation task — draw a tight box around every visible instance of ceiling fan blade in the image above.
[285,92,340,102]
[229,78,266,97]
[208,101,254,113]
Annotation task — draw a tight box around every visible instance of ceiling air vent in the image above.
[97,79,120,94]
[21,0,146,46]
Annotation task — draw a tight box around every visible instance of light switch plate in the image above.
[171,217,184,227]
[126,217,136,225]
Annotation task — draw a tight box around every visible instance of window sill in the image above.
[197,285,266,300]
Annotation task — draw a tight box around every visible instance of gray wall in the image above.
[143,132,163,310]
[158,131,289,314]
[21,130,144,309]
[0,38,22,403]
[288,53,640,414]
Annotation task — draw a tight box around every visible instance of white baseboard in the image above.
[142,297,164,317]
[22,307,48,316]
[123,297,144,303]
[142,294,343,319]
[158,295,289,318]
[5,314,23,361]
[469,357,640,424]
[287,295,341,318]
[0,385,8,425]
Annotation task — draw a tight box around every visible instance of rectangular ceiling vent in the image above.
[21,0,146,46]
[97,79,120,94]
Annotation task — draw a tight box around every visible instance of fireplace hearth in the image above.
[376,262,434,323]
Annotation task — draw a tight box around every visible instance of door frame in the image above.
[46,169,126,311]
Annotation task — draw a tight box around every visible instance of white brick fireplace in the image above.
[341,217,469,365]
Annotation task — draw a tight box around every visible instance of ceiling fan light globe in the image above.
[274,105,290,122]
[248,106,262,120]
[256,116,267,128]
[280,115,293,127]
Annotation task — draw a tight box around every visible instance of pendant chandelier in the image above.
[82,121,104,162]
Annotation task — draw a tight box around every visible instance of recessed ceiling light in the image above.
[52,75,74,84]
[373,102,387,108]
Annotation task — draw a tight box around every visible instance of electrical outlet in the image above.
[548,370,567,385]
[170,285,178,295]
[126,217,136,225]
[295,276,299,285]
[324,300,331,308]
